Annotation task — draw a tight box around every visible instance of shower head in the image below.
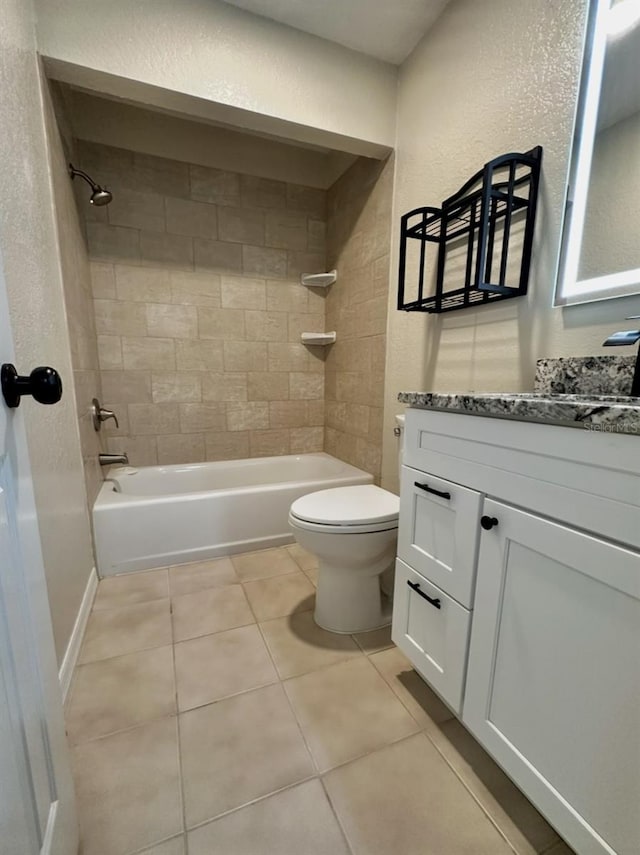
[68,163,113,206]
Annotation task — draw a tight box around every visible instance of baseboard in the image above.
[59,567,98,702]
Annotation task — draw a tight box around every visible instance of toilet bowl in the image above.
[289,484,400,633]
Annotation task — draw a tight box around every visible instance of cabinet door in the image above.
[463,500,640,855]
[392,558,471,714]
[398,465,481,607]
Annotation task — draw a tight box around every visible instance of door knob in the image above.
[1,364,63,408]
[480,515,499,530]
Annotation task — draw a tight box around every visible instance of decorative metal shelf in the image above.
[397,146,542,314]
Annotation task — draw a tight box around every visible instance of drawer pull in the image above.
[414,481,451,500]
[407,580,441,609]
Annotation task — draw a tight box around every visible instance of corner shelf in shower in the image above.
[397,146,542,314]
[300,332,336,346]
[300,270,337,288]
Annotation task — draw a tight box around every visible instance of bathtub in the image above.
[93,453,373,576]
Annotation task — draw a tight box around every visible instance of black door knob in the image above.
[1,364,63,408]
[480,515,499,530]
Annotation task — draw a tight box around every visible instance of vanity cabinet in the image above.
[393,408,640,855]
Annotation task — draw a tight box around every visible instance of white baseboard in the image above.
[59,567,98,702]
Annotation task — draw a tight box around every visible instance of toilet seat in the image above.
[289,485,399,534]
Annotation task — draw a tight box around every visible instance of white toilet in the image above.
[288,416,404,634]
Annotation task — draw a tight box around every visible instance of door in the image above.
[463,499,640,855]
[0,257,78,850]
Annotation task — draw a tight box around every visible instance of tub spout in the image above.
[99,452,129,466]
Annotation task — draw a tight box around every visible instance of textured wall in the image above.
[381,0,640,492]
[325,157,393,483]
[0,13,95,662]
[78,141,327,465]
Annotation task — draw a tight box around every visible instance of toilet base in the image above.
[314,561,393,634]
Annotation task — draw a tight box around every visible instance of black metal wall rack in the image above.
[397,146,542,314]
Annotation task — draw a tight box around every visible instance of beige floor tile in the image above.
[188,779,351,855]
[137,835,186,855]
[369,646,454,728]
[353,623,394,654]
[284,657,419,772]
[323,732,515,855]
[232,546,300,581]
[168,557,238,596]
[180,683,314,826]
[286,542,319,572]
[260,610,362,679]
[175,624,278,711]
[426,718,562,855]
[172,584,254,642]
[79,599,171,664]
[66,646,176,744]
[242,572,314,622]
[93,568,169,610]
[302,564,319,586]
[72,717,182,855]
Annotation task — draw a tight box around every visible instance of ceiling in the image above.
[221,0,450,64]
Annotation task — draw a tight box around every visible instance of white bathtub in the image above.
[93,453,373,576]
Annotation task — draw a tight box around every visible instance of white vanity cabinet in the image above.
[393,408,640,855]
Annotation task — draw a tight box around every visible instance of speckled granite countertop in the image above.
[398,356,640,434]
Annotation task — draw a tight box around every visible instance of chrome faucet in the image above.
[99,452,129,466]
[602,316,640,396]
[91,398,120,431]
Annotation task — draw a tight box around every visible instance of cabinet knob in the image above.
[480,515,499,530]
[1,364,63,408]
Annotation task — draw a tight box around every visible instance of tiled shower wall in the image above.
[325,157,393,483]
[77,141,327,466]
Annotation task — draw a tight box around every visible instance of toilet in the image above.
[288,416,404,634]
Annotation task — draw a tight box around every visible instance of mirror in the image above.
[556,0,640,306]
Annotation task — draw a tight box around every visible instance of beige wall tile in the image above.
[308,219,326,252]
[202,373,248,402]
[218,206,265,245]
[151,372,202,403]
[193,238,242,273]
[307,399,325,425]
[245,310,288,342]
[97,335,123,370]
[94,299,147,336]
[101,370,152,404]
[265,211,308,251]
[133,152,190,197]
[146,303,198,339]
[205,431,249,460]
[269,401,309,429]
[249,429,290,456]
[107,435,158,466]
[175,339,224,371]
[198,307,245,340]
[290,426,324,453]
[170,271,221,307]
[157,433,206,464]
[90,262,116,298]
[220,276,266,310]
[267,343,309,372]
[108,189,165,232]
[289,373,324,400]
[87,222,140,262]
[287,251,326,280]
[190,165,240,206]
[165,196,217,239]
[286,184,325,217]
[179,403,226,433]
[247,372,289,402]
[266,281,308,313]
[140,231,194,269]
[223,341,268,371]
[122,337,176,370]
[288,312,324,342]
[227,402,269,431]
[128,402,180,435]
[115,265,172,303]
[242,245,287,278]
[241,175,287,209]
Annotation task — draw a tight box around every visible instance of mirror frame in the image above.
[555,0,640,307]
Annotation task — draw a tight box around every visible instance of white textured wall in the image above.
[35,0,397,157]
[0,0,95,663]
[381,0,640,492]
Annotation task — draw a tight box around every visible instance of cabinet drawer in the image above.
[398,465,481,608]
[391,558,471,715]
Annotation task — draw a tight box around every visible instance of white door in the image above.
[463,499,640,855]
[0,254,78,850]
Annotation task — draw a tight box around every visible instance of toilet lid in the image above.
[290,485,399,526]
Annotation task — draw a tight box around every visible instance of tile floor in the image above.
[66,544,576,855]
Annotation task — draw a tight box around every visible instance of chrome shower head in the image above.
[69,163,113,207]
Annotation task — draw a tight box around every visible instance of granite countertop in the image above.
[398,356,640,435]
